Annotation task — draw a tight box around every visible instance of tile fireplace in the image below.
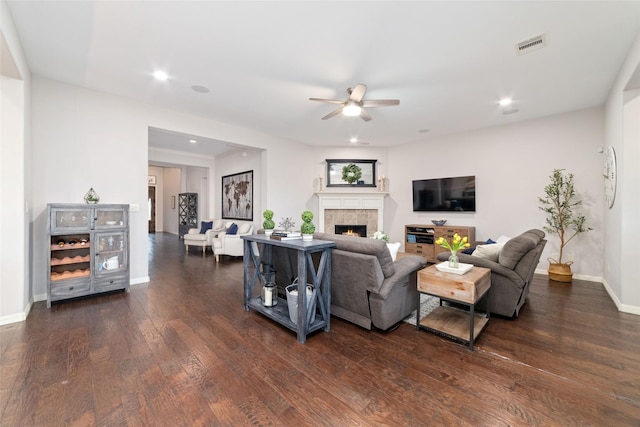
[316,191,388,235]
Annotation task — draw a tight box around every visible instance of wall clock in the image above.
[604,146,617,208]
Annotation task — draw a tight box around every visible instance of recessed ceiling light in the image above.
[153,70,168,81]
[189,139,197,144]
[191,84,210,93]
[499,98,512,106]
[350,137,358,143]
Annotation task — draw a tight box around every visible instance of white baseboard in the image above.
[602,278,640,315]
[131,276,150,286]
[0,298,33,326]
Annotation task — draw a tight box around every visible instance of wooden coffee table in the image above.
[416,264,491,351]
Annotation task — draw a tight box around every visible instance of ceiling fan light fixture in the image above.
[343,103,362,117]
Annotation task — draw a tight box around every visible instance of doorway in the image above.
[148,186,156,233]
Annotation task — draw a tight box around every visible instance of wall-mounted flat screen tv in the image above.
[412,176,476,212]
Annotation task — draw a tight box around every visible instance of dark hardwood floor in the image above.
[2,232,640,426]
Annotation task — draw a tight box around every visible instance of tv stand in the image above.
[405,224,476,263]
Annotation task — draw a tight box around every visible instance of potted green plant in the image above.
[538,169,592,282]
[262,209,275,236]
[300,210,315,241]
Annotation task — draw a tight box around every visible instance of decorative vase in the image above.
[448,252,459,269]
[302,234,313,242]
[548,262,573,282]
[265,229,274,237]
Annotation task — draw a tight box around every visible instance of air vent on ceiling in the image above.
[515,33,546,55]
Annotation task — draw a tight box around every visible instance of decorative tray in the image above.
[435,262,474,275]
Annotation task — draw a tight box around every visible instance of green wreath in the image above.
[342,163,362,184]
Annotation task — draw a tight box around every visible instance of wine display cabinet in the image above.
[47,203,130,307]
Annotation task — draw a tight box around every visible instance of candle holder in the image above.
[261,272,277,307]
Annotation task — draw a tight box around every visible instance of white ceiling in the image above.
[6,1,640,155]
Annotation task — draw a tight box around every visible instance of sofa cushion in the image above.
[238,223,251,234]
[212,219,225,231]
[473,243,504,262]
[199,221,213,234]
[226,223,238,235]
[498,229,543,270]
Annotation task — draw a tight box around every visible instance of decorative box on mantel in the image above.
[315,191,388,234]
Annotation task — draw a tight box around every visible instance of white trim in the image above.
[131,276,150,286]
[316,191,388,233]
[0,299,32,325]
[602,278,640,316]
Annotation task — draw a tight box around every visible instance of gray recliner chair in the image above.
[437,229,546,317]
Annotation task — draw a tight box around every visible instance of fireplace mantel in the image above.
[315,191,388,233]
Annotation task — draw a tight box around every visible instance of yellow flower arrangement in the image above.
[435,233,471,254]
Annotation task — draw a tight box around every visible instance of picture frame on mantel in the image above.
[326,159,377,187]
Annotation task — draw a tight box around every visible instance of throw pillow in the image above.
[199,221,213,234]
[226,223,238,235]
[462,238,495,255]
[386,242,401,262]
[472,242,505,262]
[496,235,511,244]
[212,219,225,231]
[238,223,251,234]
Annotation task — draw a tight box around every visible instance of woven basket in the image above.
[548,261,573,283]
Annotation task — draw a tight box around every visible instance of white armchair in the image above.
[183,219,226,255]
[213,222,254,262]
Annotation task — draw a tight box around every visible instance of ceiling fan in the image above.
[309,83,399,121]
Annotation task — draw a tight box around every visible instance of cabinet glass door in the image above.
[94,231,128,275]
[50,207,91,232]
[94,207,128,229]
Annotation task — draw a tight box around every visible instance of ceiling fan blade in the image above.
[361,99,400,107]
[309,97,345,104]
[349,84,367,102]
[322,107,344,120]
[360,108,373,122]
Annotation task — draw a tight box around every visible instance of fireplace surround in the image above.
[316,191,387,235]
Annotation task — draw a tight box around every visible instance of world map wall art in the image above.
[222,170,253,221]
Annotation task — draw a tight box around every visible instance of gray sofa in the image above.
[437,229,546,317]
[264,232,427,330]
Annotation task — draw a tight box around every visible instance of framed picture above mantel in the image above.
[326,159,377,187]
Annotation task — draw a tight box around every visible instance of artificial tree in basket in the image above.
[538,169,592,282]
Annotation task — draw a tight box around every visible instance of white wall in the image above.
[162,168,181,234]
[388,107,605,280]
[214,149,263,229]
[185,165,208,222]
[27,76,314,306]
[604,29,640,312]
[0,0,31,325]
